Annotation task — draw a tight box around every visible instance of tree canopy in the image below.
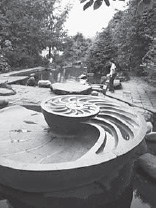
[54,33,92,67]
[0,0,70,70]
[86,0,155,76]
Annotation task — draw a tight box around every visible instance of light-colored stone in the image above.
[91,91,98,96]
[4,66,45,77]
[51,81,92,95]
[143,110,153,122]
[0,200,10,208]
[146,121,153,133]
[114,79,122,88]
[0,88,16,96]
[38,80,51,88]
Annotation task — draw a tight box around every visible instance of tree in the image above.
[58,33,92,66]
[110,0,155,71]
[43,0,71,61]
[86,28,115,75]
[86,0,155,75]
[0,0,70,69]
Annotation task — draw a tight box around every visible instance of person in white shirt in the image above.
[106,60,117,92]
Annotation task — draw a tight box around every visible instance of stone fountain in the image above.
[0,95,147,207]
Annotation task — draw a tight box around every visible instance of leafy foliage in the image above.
[80,0,154,12]
[0,0,70,70]
[83,0,94,10]
[0,54,10,73]
[112,0,155,71]
[57,33,92,66]
[86,29,115,75]
[86,0,155,75]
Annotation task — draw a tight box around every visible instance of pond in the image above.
[34,66,89,84]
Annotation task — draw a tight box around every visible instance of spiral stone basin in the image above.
[41,95,100,131]
[0,95,147,193]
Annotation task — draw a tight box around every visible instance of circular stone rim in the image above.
[41,95,100,119]
[0,98,147,171]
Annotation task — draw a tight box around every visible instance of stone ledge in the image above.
[50,82,92,95]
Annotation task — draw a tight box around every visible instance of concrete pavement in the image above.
[107,76,156,114]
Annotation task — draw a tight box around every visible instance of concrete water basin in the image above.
[0,95,147,196]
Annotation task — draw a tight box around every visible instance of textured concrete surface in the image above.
[2,66,45,77]
[107,76,156,113]
[0,73,154,111]
[51,81,92,95]
[1,85,52,106]
[0,66,45,85]
[0,76,28,85]
[0,75,155,114]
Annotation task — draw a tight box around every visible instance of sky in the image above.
[63,0,128,37]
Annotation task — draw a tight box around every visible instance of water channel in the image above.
[33,66,100,84]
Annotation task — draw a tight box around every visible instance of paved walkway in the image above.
[107,76,156,113]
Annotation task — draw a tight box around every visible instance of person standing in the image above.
[106,60,117,92]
